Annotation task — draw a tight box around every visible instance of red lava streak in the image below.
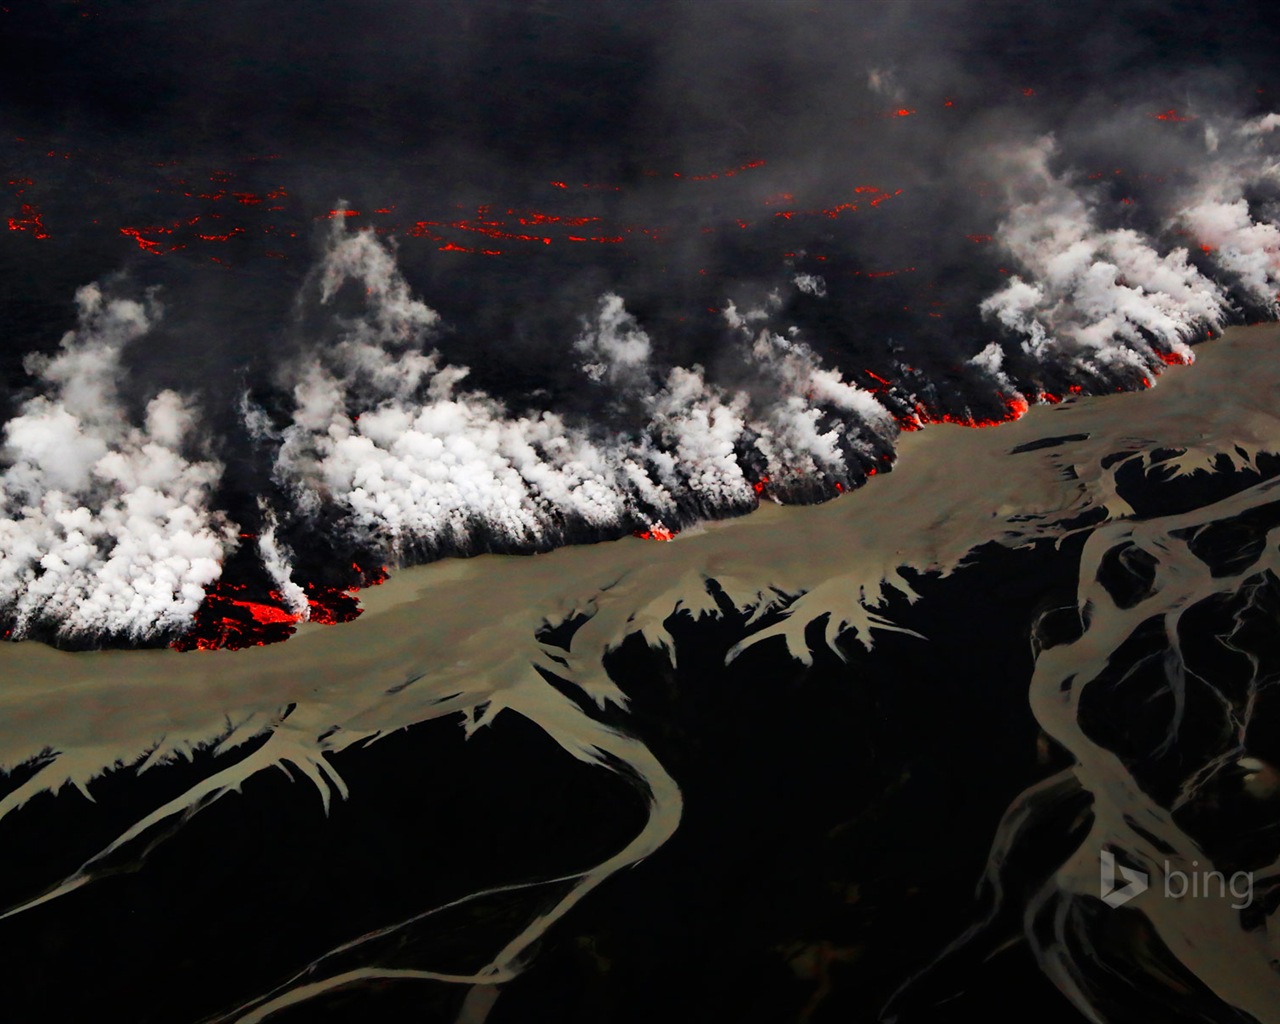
[76,151,899,267]
[1152,109,1194,122]
[633,524,678,541]
[170,584,301,651]
[195,227,245,242]
[120,226,169,253]
[861,369,893,393]
[8,204,49,238]
[173,564,389,651]
[900,394,1031,431]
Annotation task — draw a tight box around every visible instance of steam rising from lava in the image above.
[981,137,1221,369]
[981,117,1280,382]
[261,219,894,572]
[0,285,233,641]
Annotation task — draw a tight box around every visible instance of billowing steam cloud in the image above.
[0,285,234,641]
[263,220,895,569]
[981,119,1280,382]
[980,137,1222,373]
[1180,114,1280,311]
[270,226,656,554]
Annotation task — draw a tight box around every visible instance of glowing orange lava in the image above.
[633,524,678,542]
[119,226,170,253]
[195,227,245,242]
[900,393,1031,431]
[862,369,893,393]
[7,204,49,239]
[173,564,389,651]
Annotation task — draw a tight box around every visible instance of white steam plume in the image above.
[722,302,895,484]
[266,221,894,567]
[980,137,1224,373]
[272,225,652,555]
[258,505,309,618]
[793,273,827,298]
[1178,117,1280,313]
[1182,197,1280,312]
[0,285,234,640]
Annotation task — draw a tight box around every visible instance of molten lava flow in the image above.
[305,562,388,624]
[194,227,245,242]
[8,204,49,238]
[1004,395,1031,418]
[901,392,1031,431]
[1152,109,1193,122]
[770,186,902,223]
[303,585,361,625]
[119,226,170,253]
[862,369,893,394]
[67,148,902,270]
[172,563,390,651]
[633,523,678,541]
[170,583,301,651]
